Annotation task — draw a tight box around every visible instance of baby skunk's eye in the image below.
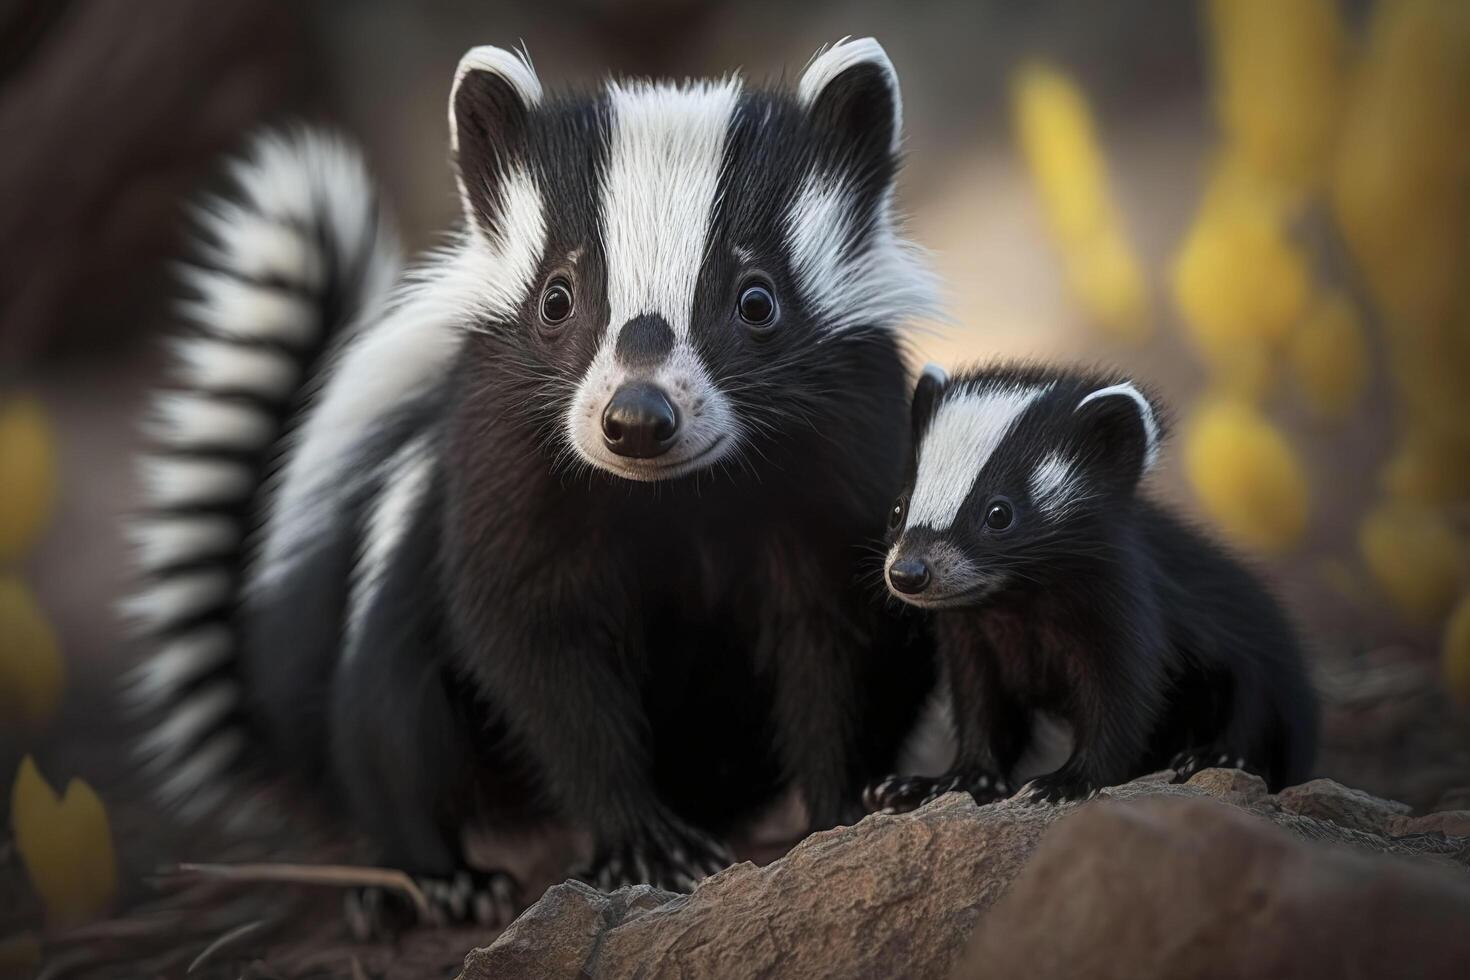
[540,277,574,328]
[983,498,1014,532]
[737,281,777,332]
[888,497,907,531]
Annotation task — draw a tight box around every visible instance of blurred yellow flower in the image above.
[10,756,118,928]
[1206,0,1347,191]
[1358,501,1464,625]
[0,395,57,563]
[1382,431,1470,506]
[1287,292,1369,420]
[1444,595,1470,707]
[0,575,64,730]
[1171,186,1311,372]
[1333,0,1470,332]
[1184,398,1310,553]
[1012,61,1151,342]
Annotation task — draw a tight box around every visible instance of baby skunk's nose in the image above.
[602,382,679,458]
[888,558,931,595]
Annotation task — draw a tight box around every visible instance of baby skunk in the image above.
[866,364,1317,811]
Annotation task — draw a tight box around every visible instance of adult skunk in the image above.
[125,39,936,922]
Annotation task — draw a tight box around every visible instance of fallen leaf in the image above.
[10,756,117,928]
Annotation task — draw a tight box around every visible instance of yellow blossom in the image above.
[1333,0,1470,332]
[1171,187,1311,371]
[0,576,64,730]
[1206,0,1348,191]
[10,756,118,928]
[1012,62,1151,342]
[1358,501,1464,625]
[1288,292,1369,420]
[0,395,57,563]
[1184,398,1310,553]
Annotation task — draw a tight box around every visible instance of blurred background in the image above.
[2,0,1469,964]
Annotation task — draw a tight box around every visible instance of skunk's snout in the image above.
[887,558,931,595]
[602,382,679,458]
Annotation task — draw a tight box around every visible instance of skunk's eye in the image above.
[540,278,574,326]
[888,497,907,531]
[984,498,1014,532]
[737,282,777,329]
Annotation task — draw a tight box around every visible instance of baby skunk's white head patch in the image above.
[444,39,937,483]
[883,364,1164,608]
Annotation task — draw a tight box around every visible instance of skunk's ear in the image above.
[1073,381,1161,492]
[449,45,542,240]
[911,363,948,443]
[799,38,902,197]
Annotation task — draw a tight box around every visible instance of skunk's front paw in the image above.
[579,816,732,893]
[863,769,1009,814]
[1169,749,1250,782]
[1015,769,1095,806]
[344,868,520,940]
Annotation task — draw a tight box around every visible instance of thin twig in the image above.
[166,862,430,918]
[189,918,272,974]
[34,949,98,980]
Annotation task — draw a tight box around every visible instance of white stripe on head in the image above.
[921,363,949,385]
[448,44,542,153]
[906,384,1051,530]
[1075,381,1159,469]
[1029,452,1086,517]
[601,77,742,341]
[785,177,938,333]
[798,37,902,152]
[347,434,436,654]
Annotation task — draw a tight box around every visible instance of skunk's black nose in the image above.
[888,559,931,595]
[602,383,679,458]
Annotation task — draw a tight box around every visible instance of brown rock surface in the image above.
[1276,777,1412,832]
[956,796,1470,980]
[458,772,1470,979]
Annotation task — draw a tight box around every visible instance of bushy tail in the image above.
[122,129,400,822]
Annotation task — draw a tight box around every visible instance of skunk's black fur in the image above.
[867,364,1317,812]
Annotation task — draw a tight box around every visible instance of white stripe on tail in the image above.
[124,129,401,821]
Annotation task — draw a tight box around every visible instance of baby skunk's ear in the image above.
[910,363,948,443]
[1073,381,1161,492]
[449,45,542,241]
[799,38,902,199]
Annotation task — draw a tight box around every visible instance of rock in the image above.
[461,792,1062,979]
[954,797,1470,980]
[459,773,1470,980]
[1185,766,1270,805]
[469,881,672,978]
[1389,810,1470,838]
[1276,777,1411,832]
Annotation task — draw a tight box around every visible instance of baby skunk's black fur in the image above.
[126,40,936,924]
[866,364,1317,812]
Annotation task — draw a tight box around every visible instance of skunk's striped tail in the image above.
[123,129,400,822]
